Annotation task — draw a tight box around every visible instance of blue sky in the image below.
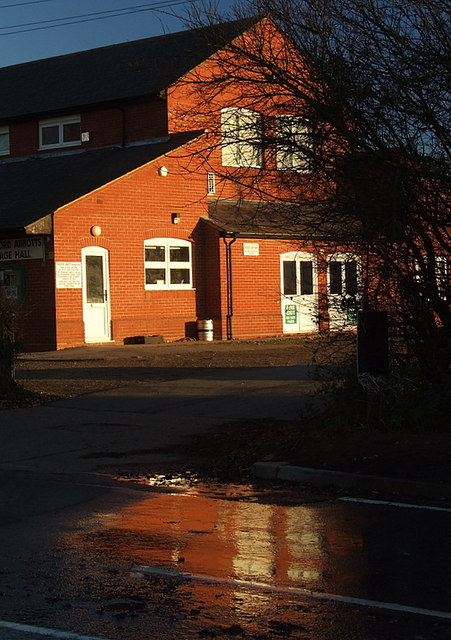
[0,0,236,68]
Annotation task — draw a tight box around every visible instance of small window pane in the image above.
[345,262,358,295]
[170,268,190,285]
[86,255,104,303]
[170,246,189,262]
[300,261,313,295]
[145,246,165,262]
[41,125,59,146]
[0,130,9,155]
[329,261,342,294]
[283,261,296,295]
[207,173,216,194]
[146,268,166,285]
[63,122,80,143]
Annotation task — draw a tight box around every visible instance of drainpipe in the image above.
[223,233,236,340]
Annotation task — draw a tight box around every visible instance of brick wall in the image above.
[9,243,57,352]
[6,97,168,159]
[52,140,209,348]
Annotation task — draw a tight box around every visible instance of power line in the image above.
[0,0,191,36]
[0,0,55,8]
[0,1,181,28]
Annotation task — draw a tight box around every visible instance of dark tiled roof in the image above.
[206,198,355,240]
[0,132,200,229]
[0,17,260,121]
[204,200,360,242]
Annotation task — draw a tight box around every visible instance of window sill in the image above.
[39,141,81,151]
[276,167,312,173]
[222,163,263,169]
[145,286,195,291]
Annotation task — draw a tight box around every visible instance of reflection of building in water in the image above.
[231,503,275,582]
[285,507,325,584]
[91,489,366,611]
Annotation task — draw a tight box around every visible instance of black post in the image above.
[357,310,389,375]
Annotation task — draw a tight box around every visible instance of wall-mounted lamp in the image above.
[158,166,169,177]
[171,213,181,224]
[90,225,102,237]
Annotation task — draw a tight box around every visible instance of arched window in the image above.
[144,238,192,289]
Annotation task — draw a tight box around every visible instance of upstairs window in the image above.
[416,255,449,301]
[207,172,216,195]
[436,256,448,300]
[0,127,10,156]
[39,116,81,150]
[144,238,192,290]
[276,115,312,172]
[221,107,262,168]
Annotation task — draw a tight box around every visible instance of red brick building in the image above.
[0,17,359,351]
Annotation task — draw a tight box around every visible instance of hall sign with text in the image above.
[0,238,45,262]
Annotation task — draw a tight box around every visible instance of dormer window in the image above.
[0,127,10,156]
[39,116,81,150]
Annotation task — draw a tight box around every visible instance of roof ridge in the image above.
[0,16,261,71]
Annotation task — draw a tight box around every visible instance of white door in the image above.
[82,247,111,342]
[281,252,318,333]
[327,254,360,329]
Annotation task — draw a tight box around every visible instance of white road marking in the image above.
[339,496,451,513]
[0,620,113,640]
[134,566,451,620]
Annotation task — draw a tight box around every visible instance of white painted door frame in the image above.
[327,252,360,330]
[82,246,111,343]
[280,251,318,333]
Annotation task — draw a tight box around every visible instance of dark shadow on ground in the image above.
[16,364,316,383]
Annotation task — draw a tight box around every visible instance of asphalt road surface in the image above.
[0,470,449,640]
[0,357,449,639]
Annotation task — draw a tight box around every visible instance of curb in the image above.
[251,460,451,501]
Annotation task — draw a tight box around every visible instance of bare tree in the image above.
[178,0,450,393]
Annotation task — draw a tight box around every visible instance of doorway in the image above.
[82,247,111,342]
[327,254,360,329]
[280,252,318,333]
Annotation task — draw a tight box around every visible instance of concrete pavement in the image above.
[4,343,450,504]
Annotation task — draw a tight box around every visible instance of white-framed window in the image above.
[328,258,359,296]
[39,115,81,150]
[276,115,312,172]
[221,107,262,168]
[327,253,361,328]
[0,127,10,156]
[416,254,449,301]
[435,256,448,300]
[144,238,192,289]
[207,172,216,195]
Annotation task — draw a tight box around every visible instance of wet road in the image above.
[0,472,449,640]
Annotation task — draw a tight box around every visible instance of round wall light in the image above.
[90,225,102,237]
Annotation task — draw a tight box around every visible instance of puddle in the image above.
[77,482,363,595]
[72,477,451,616]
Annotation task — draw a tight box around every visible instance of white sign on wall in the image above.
[0,237,45,262]
[243,242,260,256]
[56,262,82,288]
